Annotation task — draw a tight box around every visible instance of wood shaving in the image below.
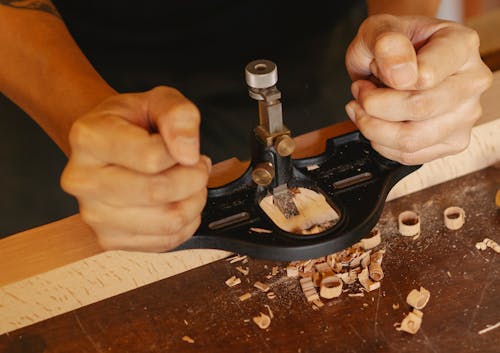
[239,293,252,301]
[286,265,299,278]
[358,267,381,292]
[267,292,276,300]
[184,320,188,326]
[252,312,271,329]
[398,210,420,237]
[312,299,324,308]
[264,304,274,319]
[406,287,431,309]
[478,238,500,253]
[478,321,500,335]
[368,262,384,282]
[396,309,423,334]
[272,266,279,276]
[300,277,320,302]
[254,281,270,292]
[319,275,343,299]
[236,266,249,276]
[348,292,365,297]
[182,336,195,344]
[360,229,381,250]
[443,206,465,230]
[225,276,241,287]
[392,303,400,310]
[249,227,273,234]
[226,255,248,264]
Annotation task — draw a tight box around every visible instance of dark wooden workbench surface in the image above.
[1,167,499,353]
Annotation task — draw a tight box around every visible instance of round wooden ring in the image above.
[443,206,465,230]
[398,211,420,237]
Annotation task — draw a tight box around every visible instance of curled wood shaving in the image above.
[226,255,248,264]
[271,266,279,276]
[392,303,400,310]
[368,262,384,282]
[358,267,381,292]
[319,275,343,299]
[182,336,195,344]
[443,206,465,230]
[225,276,241,287]
[252,312,271,329]
[286,265,299,278]
[475,238,500,253]
[264,304,274,319]
[406,287,431,309]
[398,210,420,237]
[396,309,423,334]
[360,229,381,250]
[267,292,276,300]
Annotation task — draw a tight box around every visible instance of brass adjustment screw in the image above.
[274,135,295,157]
[252,162,275,186]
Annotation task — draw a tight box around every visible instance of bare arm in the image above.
[367,0,440,17]
[0,0,116,154]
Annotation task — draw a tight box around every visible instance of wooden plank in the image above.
[0,71,499,335]
[1,168,498,352]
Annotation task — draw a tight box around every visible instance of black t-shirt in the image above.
[53,1,367,161]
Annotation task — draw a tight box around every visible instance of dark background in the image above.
[0,1,366,237]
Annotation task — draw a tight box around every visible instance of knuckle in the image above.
[151,85,182,98]
[60,164,93,196]
[161,207,186,234]
[407,92,434,119]
[68,119,93,151]
[416,65,436,90]
[147,174,172,203]
[476,66,493,92]
[80,205,104,228]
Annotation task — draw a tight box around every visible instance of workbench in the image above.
[1,72,499,352]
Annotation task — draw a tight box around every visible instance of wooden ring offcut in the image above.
[398,211,420,237]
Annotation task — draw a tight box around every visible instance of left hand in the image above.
[345,15,492,165]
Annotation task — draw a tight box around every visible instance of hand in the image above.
[61,86,211,252]
[345,15,492,164]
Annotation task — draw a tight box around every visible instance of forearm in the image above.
[367,0,440,17]
[0,1,116,154]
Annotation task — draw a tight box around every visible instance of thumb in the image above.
[146,86,201,166]
[346,15,418,89]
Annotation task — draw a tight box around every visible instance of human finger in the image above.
[63,156,211,207]
[346,14,418,89]
[96,215,202,252]
[80,188,208,236]
[352,71,486,122]
[145,86,201,166]
[345,99,479,154]
[69,113,176,173]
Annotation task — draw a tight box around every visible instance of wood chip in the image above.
[227,255,247,264]
[478,321,500,335]
[254,281,270,293]
[239,292,252,301]
[484,238,500,253]
[236,266,249,276]
[225,276,241,287]
[358,267,381,292]
[249,227,273,234]
[264,304,274,319]
[392,303,400,310]
[267,291,276,300]
[300,277,320,302]
[348,292,365,297]
[252,312,271,329]
[443,206,465,230]
[286,265,299,278]
[312,299,324,308]
[272,266,279,276]
[182,336,195,344]
[369,262,384,282]
[396,309,423,334]
[406,287,431,309]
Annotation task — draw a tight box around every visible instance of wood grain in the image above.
[0,71,499,336]
[1,168,499,353]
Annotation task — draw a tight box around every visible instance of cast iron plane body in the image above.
[174,60,420,261]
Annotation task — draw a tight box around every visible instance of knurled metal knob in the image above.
[245,60,278,89]
[252,162,275,186]
[274,135,295,157]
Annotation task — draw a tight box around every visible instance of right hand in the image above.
[61,86,211,252]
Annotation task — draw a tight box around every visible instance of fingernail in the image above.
[345,103,356,122]
[201,155,212,174]
[389,63,417,87]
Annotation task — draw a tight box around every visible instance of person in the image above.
[0,0,492,251]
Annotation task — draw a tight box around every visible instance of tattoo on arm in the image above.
[0,0,61,18]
